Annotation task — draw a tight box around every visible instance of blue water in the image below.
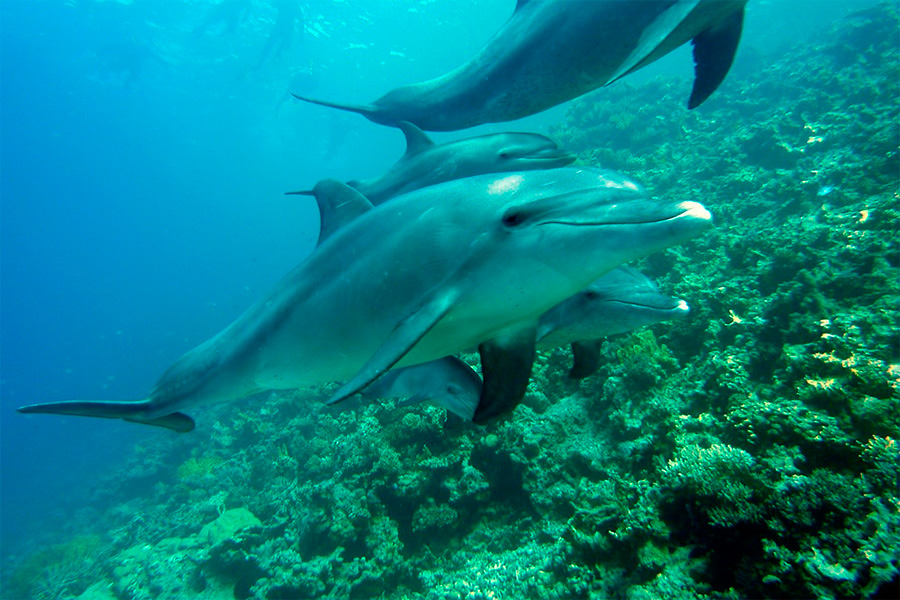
[0,0,879,569]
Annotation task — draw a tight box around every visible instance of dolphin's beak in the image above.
[523,147,576,165]
[670,201,713,224]
[529,197,713,228]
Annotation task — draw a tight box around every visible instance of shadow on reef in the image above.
[2,3,898,600]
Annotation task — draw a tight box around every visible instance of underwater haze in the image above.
[1,1,897,599]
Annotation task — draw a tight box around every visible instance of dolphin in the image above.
[293,0,746,131]
[369,267,689,420]
[536,266,690,379]
[362,356,483,421]
[287,121,574,206]
[17,167,712,430]
[291,168,706,422]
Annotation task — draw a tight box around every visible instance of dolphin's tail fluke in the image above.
[291,93,379,121]
[17,400,195,433]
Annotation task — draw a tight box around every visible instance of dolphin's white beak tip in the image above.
[677,201,712,223]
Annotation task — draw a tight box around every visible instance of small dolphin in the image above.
[362,356,483,421]
[18,168,711,430]
[536,266,690,379]
[293,0,746,130]
[287,121,574,205]
[370,267,688,420]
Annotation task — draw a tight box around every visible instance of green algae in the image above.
[2,3,899,600]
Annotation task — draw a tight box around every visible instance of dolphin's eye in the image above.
[502,210,525,228]
[499,152,510,159]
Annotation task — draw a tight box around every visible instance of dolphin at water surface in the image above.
[294,0,747,131]
[18,168,711,431]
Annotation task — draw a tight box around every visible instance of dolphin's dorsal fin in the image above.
[515,0,531,11]
[306,180,374,246]
[326,290,460,405]
[397,121,435,157]
[472,325,537,423]
[568,340,603,379]
[688,7,744,108]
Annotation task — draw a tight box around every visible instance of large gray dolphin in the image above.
[18,168,711,431]
[293,0,746,130]
[288,121,574,206]
[289,168,704,422]
[369,266,689,420]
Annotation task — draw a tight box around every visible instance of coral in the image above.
[177,455,224,483]
[199,508,262,546]
[661,443,766,527]
[7,534,105,600]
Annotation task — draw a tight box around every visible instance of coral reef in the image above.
[2,4,897,599]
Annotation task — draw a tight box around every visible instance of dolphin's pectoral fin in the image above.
[16,399,194,433]
[327,291,459,406]
[569,341,603,379]
[607,1,700,84]
[306,180,374,245]
[397,121,435,156]
[688,8,744,109]
[472,326,537,424]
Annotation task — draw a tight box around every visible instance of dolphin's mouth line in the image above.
[538,206,711,227]
[539,217,680,226]
[604,299,685,311]
[516,152,576,162]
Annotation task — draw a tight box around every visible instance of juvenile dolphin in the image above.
[536,266,689,379]
[18,168,712,430]
[370,267,689,420]
[293,0,746,130]
[288,122,574,205]
[362,356,483,421]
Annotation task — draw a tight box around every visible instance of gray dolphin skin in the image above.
[287,122,574,205]
[536,266,690,379]
[293,0,747,131]
[537,267,688,348]
[17,167,712,431]
[373,266,689,420]
[362,356,483,422]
